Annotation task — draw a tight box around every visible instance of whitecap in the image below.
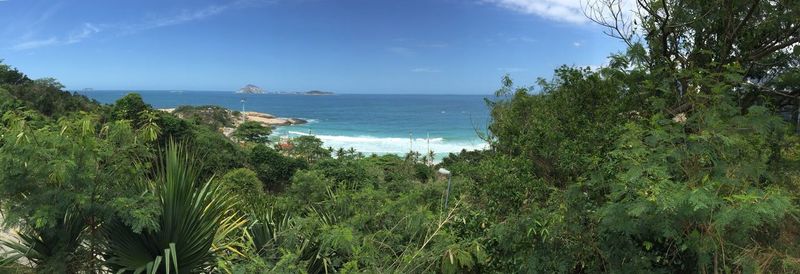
[280,131,487,155]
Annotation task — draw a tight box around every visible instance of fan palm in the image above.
[104,141,241,273]
[0,211,86,273]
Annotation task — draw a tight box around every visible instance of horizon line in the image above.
[72,89,495,96]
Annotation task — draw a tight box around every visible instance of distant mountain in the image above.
[305,90,334,95]
[237,84,264,94]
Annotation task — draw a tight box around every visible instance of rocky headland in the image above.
[158,107,306,137]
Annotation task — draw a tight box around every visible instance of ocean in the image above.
[79,91,492,159]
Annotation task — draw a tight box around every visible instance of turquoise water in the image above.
[80,91,492,158]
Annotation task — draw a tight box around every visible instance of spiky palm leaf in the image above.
[0,211,86,272]
[104,141,240,273]
[246,206,291,258]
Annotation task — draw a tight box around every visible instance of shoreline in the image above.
[158,108,307,127]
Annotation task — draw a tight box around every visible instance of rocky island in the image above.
[236,84,264,94]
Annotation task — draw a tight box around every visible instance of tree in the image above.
[112,93,151,122]
[218,168,264,207]
[0,112,159,272]
[586,0,800,114]
[0,61,31,85]
[286,135,331,163]
[249,144,307,192]
[233,121,272,144]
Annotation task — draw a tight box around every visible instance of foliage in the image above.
[286,135,331,163]
[218,168,265,207]
[0,62,97,117]
[111,93,151,122]
[233,121,272,144]
[104,142,241,273]
[0,211,86,273]
[173,105,238,130]
[0,112,159,272]
[1,1,799,272]
[249,144,307,192]
[187,124,245,179]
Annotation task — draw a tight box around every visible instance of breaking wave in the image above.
[281,131,487,155]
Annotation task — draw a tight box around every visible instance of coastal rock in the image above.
[245,112,276,119]
[286,118,308,124]
[241,111,306,126]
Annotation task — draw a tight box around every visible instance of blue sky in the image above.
[0,0,624,94]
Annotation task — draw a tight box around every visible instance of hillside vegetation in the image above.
[0,0,799,273]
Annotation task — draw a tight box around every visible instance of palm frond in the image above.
[105,141,240,273]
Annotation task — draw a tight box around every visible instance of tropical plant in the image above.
[0,211,87,273]
[104,142,243,273]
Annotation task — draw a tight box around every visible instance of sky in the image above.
[0,0,625,94]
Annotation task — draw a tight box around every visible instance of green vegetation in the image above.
[233,120,272,144]
[172,105,239,130]
[0,1,799,273]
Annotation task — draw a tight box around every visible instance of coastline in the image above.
[158,108,307,127]
[158,107,307,139]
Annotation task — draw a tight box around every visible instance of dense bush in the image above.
[249,144,308,192]
[173,105,238,130]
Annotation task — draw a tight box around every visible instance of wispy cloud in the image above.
[387,46,416,57]
[66,23,101,44]
[573,41,582,47]
[411,67,442,73]
[11,23,101,50]
[121,4,232,34]
[12,37,59,50]
[10,0,275,50]
[124,0,276,33]
[506,36,537,43]
[483,0,587,24]
[419,42,449,48]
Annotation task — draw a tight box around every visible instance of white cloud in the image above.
[411,67,442,73]
[573,41,582,47]
[11,37,59,50]
[67,23,101,44]
[484,0,587,24]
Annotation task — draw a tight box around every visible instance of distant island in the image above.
[234,85,332,95]
[273,90,335,95]
[304,90,334,96]
[237,84,264,94]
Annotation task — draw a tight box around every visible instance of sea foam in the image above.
[282,131,488,155]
